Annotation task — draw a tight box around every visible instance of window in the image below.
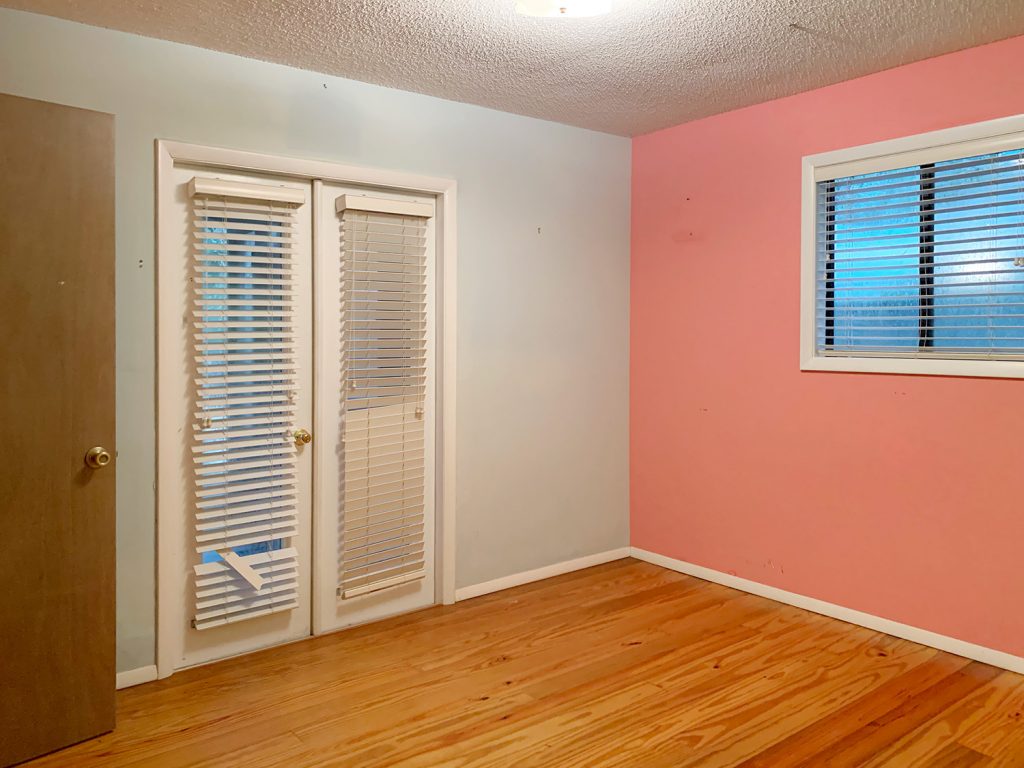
[801,116,1024,378]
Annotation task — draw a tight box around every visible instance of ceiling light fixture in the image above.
[515,0,612,18]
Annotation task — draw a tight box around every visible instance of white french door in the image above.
[162,165,314,668]
[313,181,436,634]
[160,163,436,670]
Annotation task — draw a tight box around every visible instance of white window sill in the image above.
[801,354,1024,379]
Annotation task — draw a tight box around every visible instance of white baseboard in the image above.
[455,547,632,602]
[116,664,158,690]
[631,547,1024,675]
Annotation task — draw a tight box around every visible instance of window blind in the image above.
[337,194,431,599]
[189,178,304,630]
[816,147,1024,360]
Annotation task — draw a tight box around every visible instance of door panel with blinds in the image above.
[815,147,1024,359]
[313,182,436,634]
[163,166,313,668]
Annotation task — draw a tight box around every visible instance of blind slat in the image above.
[192,547,299,629]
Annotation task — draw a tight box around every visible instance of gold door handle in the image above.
[84,446,112,469]
[293,429,312,446]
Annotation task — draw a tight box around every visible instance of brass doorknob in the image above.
[293,429,312,446]
[84,446,112,469]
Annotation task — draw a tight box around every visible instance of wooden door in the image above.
[0,94,116,767]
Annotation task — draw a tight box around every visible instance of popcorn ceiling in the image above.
[5,0,1024,135]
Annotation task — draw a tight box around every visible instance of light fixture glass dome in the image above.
[515,0,612,17]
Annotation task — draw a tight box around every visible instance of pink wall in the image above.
[631,35,1024,656]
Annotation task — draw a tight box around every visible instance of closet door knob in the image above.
[84,446,112,469]
[293,429,312,446]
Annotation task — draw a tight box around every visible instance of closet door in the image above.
[160,167,313,668]
[312,181,437,633]
[0,94,115,768]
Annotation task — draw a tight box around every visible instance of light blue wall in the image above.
[0,8,631,673]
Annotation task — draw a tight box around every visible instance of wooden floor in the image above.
[27,559,1024,767]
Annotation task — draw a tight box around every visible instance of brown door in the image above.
[0,94,116,767]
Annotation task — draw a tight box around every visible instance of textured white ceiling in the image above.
[5,0,1024,136]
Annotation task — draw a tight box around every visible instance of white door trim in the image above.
[155,140,458,680]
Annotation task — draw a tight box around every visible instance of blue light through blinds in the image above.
[816,148,1024,359]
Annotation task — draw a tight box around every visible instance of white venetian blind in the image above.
[337,194,433,599]
[816,147,1024,359]
[189,177,305,630]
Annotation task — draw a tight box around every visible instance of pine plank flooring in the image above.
[25,559,1024,767]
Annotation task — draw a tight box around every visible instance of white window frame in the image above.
[801,113,1024,379]
[155,140,458,679]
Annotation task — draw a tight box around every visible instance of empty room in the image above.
[3,0,1024,765]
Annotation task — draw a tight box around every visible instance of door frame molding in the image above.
[155,140,458,680]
